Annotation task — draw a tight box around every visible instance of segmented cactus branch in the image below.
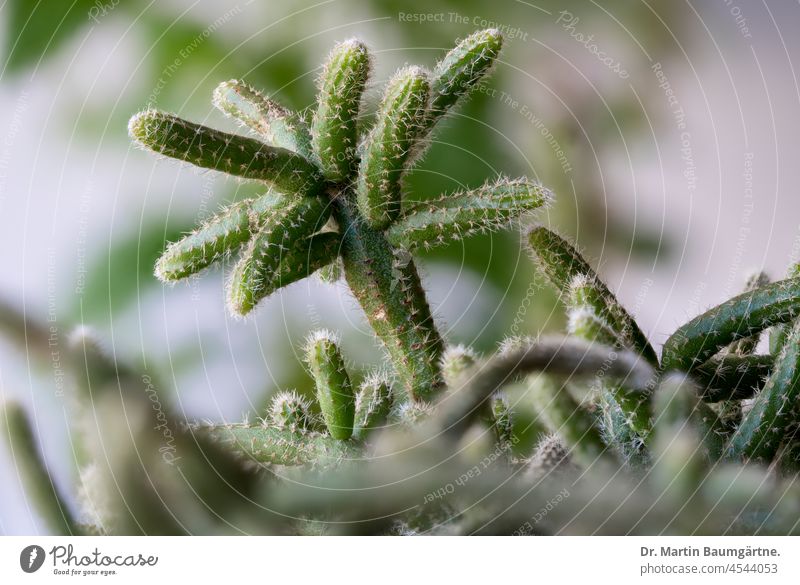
[662,277,800,371]
[357,66,430,229]
[213,80,313,158]
[269,390,313,433]
[566,276,651,451]
[769,264,800,356]
[128,110,322,195]
[728,270,770,355]
[227,194,336,315]
[129,30,528,404]
[426,28,503,132]
[650,375,714,503]
[155,199,253,281]
[440,344,478,389]
[527,374,609,468]
[1,401,79,535]
[652,374,726,465]
[528,227,657,365]
[525,433,573,478]
[311,38,371,181]
[305,331,356,440]
[439,336,655,439]
[202,424,358,466]
[490,394,514,452]
[387,178,551,252]
[726,316,800,462]
[334,196,445,401]
[691,354,772,402]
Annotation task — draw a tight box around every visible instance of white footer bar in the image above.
[1,536,798,583]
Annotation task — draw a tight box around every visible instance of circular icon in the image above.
[19,545,46,573]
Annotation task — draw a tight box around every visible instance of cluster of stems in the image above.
[128,28,550,403]
[3,29,800,536]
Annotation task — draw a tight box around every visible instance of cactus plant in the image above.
[127,28,549,404]
[4,30,800,536]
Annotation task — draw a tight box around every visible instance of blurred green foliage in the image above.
[5,0,103,73]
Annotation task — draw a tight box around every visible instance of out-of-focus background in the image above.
[1,0,799,534]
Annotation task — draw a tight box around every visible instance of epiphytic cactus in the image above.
[129,28,548,404]
[5,30,800,537]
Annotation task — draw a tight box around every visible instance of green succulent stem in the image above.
[650,375,715,502]
[155,199,253,282]
[527,374,609,468]
[728,270,770,355]
[269,391,313,433]
[213,80,313,159]
[387,178,551,252]
[202,424,359,466]
[526,434,572,478]
[769,264,800,356]
[528,227,658,366]
[661,276,800,372]
[440,345,478,389]
[599,390,648,467]
[653,375,727,464]
[440,337,655,440]
[311,39,371,181]
[691,354,772,402]
[334,195,444,401]
[426,28,504,131]
[725,316,800,462]
[1,401,79,535]
[490,394,514,453]
[128,110,322,196]
[227,193,336,315]
[566,275,651,451]
[357,66,430,229]
[305,331,356,440]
